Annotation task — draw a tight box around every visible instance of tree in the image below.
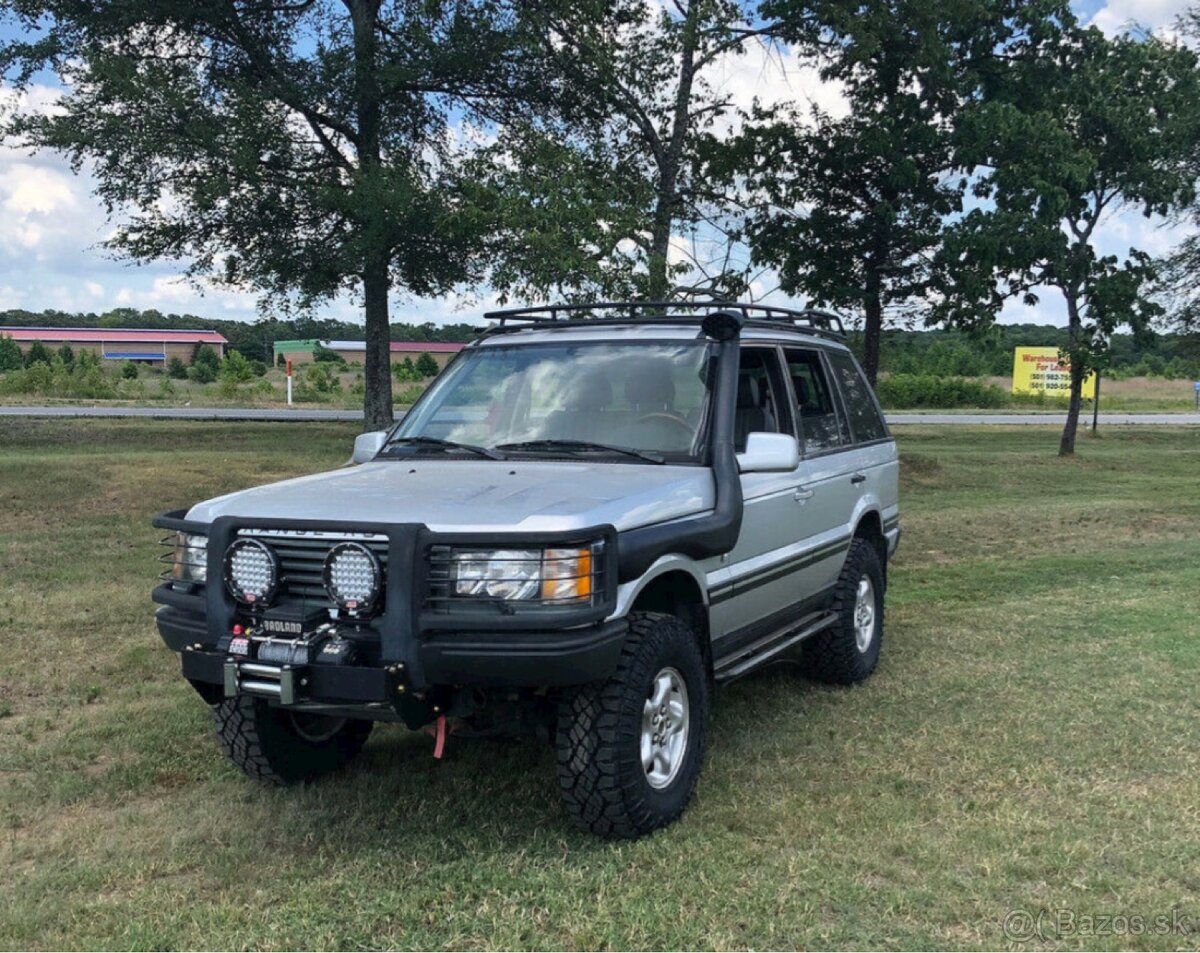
[415,352,439,378]
[56,343,74,367]
[191,343,221,376]
[936,26,1200,454]
[394,355,419,382]
[220,349,256,384]
[24,340,53,367]
[478,0,771,302]
[724,0,1066,385]
[1156,10,1200,343]
[0,334,22,371]
[166,356,188,380]
[0,2,535,430]
[189,343,220,383]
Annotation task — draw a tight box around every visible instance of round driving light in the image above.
[323,542,382,614]
[223,538,279,606]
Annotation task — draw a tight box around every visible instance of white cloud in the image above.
[1089,0,1188,36]
[707,38,848,138]
[2,163,78,215]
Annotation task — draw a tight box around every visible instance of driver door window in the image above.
[734,347,791,452]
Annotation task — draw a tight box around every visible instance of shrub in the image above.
[415,352,439,378]
[117,377,146,399]
[294,361,343,401]
[191,342,221,378]
[57,344,75,367]
[396,384,426,405]
[0,360,119,400]
[0,334,22,371]
[220,349,256,384]
[158,377,176,398]
[249,359,268,377]
[166,356,188,379]
[121,360,140,380]
[313,343,343,363]
[875,374,1009,409]
[276,352,287,368]
[24,340,54,368]
[189,361,217,384]
[394,356,420,383]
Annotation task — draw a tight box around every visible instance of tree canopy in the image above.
[935,24,1200,453]
[0,0,536,428]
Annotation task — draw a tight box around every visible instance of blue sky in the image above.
[0,0,1192,329]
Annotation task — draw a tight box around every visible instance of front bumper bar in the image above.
[172,616,629,702]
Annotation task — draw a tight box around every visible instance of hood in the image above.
[187,459,715,533]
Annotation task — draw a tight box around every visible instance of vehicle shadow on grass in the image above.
[230,661,826,864]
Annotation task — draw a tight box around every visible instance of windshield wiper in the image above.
[383,436,506,460]
[495,439,664,464]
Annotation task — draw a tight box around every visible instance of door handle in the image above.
[793,487,814,502]
[851,473,866,485]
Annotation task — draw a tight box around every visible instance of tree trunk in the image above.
[349,0,392,432]
[861,268,884,386]
[362,251,394,432]
[646,2,700,301]
[1059,292,1083,456]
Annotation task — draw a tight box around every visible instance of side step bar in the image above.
[713,609,837,683]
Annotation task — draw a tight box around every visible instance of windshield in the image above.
[391,341,714,462]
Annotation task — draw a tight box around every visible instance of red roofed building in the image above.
[0,327,228,365]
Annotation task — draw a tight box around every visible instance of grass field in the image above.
[1,420,1198,950]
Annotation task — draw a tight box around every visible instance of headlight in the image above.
[323,542,383,615]
[451,547,595,604]
[172,532,208,584]
[223,539,279,606]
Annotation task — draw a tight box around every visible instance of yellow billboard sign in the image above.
[1012,347,1096,399]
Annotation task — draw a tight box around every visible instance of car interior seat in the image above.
[541,368,614,441]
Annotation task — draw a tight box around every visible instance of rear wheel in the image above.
[555,612,708,839]
[802,537,885,684]
[212,695,372,785]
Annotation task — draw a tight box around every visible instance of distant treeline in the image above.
[848,324,1200,380]
[3,308,1199,380]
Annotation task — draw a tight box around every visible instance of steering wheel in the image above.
[634,412,693,438]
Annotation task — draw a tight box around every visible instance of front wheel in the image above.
[212,695,373,785]
[802,537,885,684]
[555,612,709,839]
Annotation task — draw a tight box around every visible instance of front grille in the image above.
[237,529,388,606]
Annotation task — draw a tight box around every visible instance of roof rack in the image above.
[480,301,846,340]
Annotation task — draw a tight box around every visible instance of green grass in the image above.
[1,419,1198,950]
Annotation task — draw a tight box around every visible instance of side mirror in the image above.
[737,432,799,473]
[351,430,388,464]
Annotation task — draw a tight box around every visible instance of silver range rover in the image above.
[153,302,900,839]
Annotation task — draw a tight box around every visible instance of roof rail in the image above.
[481,300,846,340]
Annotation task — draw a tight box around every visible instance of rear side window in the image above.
[783,349,848,453]
[827,351,889,443]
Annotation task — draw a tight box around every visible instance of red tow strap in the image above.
[432,714,447,760]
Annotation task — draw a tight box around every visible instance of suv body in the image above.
[153,302,899,837]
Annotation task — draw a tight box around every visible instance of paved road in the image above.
[886,413,1200,425]
[0,405,362,421]
[1,405,1199,425]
